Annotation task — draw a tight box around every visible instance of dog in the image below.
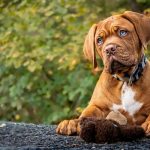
[56,11,150,136]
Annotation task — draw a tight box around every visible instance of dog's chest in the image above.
[111,82,143,116]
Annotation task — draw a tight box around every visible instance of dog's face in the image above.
[84,11,150,75]
[95,16,140,74]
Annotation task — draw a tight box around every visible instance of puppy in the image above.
[56,11,150,136]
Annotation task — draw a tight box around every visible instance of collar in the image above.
[112,55,147,85]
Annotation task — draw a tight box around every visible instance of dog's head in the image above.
[83,11,150,75]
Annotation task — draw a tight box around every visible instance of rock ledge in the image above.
[0,122,150,150]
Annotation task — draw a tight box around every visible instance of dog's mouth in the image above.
[106,56,135,74]
[109,60,129,74]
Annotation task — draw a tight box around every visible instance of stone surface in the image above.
[0,121,150,150]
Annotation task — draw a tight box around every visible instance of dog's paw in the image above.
[56,119,79,135]
[141,121,150,136]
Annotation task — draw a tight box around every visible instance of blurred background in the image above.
[0,0,150,124]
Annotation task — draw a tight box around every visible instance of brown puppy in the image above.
[56,11,150,136]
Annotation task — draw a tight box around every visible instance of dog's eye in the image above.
[119,30,128,37]
[97,36,103,45]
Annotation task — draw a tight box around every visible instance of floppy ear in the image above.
[83,24,98,69]
[122,11,150,48]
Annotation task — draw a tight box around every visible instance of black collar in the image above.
[112,55,147,85]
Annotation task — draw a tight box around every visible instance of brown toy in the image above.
[79,111,145,143]
[106,111,127,125]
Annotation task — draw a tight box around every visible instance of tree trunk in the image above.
[128,0,142,12]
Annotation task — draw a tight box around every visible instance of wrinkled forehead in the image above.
[96,15,134,33]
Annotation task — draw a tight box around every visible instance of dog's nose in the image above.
[104,44,116,55]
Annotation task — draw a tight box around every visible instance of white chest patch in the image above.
[111,82,143,116]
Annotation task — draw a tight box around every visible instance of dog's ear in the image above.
[83,24,98,70]
[122,11,150,48]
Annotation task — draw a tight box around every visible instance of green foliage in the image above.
[0,0,150,124]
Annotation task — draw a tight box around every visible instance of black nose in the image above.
[104,44,116,55]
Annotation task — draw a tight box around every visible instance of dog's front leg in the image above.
[56,104,108,135]
[141,115,150,136]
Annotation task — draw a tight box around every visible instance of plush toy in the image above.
[79,111,145,143]
[106,111,127,125]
